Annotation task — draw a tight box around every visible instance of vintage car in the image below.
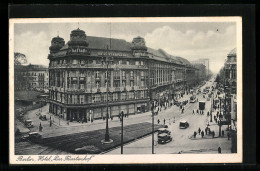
[24,120,34,128]
[39,114,47,121]
[157,128,171,135]
[179,120,189,129]
[21,132,42,142]
[158,133,173,144]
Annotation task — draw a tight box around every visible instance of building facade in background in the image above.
[48,28,201,121]
[194,64,207,82]
[14,64,49,92]
[191,58,209,76]
[224,48,237,127]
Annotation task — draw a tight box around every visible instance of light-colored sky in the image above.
[14,22,236,73]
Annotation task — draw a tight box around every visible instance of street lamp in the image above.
[210,96,213,122]
[219,97,222,137]
[101,50,113,144]
[120,111,124,154]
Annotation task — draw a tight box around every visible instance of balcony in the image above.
[92,87,97,93]
[126,86,131,91]
[85,88,92,93]
[115,87,120,91]
[110,87,115,92]
[134,86,139,90]
[100,87,107,92]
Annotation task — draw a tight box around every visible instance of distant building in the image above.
[14,64,49,92]
[191,58,209,76]
[194,64,206,82]
[224,48,237,127]
[224,48,237,94]
[47,28,198,121]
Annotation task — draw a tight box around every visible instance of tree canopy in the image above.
[14,52,27,65]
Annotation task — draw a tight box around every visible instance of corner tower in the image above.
[68,28,89,47]
[49,36,65,54]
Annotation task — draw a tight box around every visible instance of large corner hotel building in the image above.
[48,28,200,121]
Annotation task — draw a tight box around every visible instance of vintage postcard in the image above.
[9,17,242,164]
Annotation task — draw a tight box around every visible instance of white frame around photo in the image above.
[9,17,242,164]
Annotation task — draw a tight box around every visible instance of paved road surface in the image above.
[106,78,231,154]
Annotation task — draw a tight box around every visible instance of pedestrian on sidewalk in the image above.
[227,132,230,140]
[201,131,204,138]
[197,109,199,114]
[222,130,225,137]
[205,127,207,135]
[198,128,201,135]
[194,131,197,138]
[39,122,42,132]
[158,119,160,124]
[202,110,204,115]
[212,131,215,138]
[218,147,221,153]
[163,118,166,125]
[193,109,195,114]
[208,128,211,135]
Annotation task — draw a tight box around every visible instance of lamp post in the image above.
[210,96,213,122]
[101,47,113,144]
[120,111,124,154]
[219,97,222,137]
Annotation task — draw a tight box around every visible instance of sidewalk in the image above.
[22,104,157,138]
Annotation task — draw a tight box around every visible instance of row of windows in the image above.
[21,72,48,76]
[49,70,147,87]
[50,91,148,104]
[51,59,145,66]
[31,82,49,86]
[50,70,145,78]
[225,70,236,79]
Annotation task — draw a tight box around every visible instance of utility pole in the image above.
[210,96,213,122]
[152,108,154,154]
[148,60,155,154]
[121,111,124,154]
[219,97,222,137]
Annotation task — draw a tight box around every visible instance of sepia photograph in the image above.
[9,17,242,164]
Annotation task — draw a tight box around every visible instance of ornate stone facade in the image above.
[48,28,199,121]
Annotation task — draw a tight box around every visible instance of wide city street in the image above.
[106,78,231,154]
[15,78,231,155]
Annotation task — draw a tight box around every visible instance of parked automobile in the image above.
[157,128,171,135]
[39,114,47,121]
[21,132,42,142]
[158,133,172,144]
[190,95,196,103]
[24,120,33,128]
[179,120,189,129]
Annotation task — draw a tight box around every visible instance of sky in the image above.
[14,22,236,73]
